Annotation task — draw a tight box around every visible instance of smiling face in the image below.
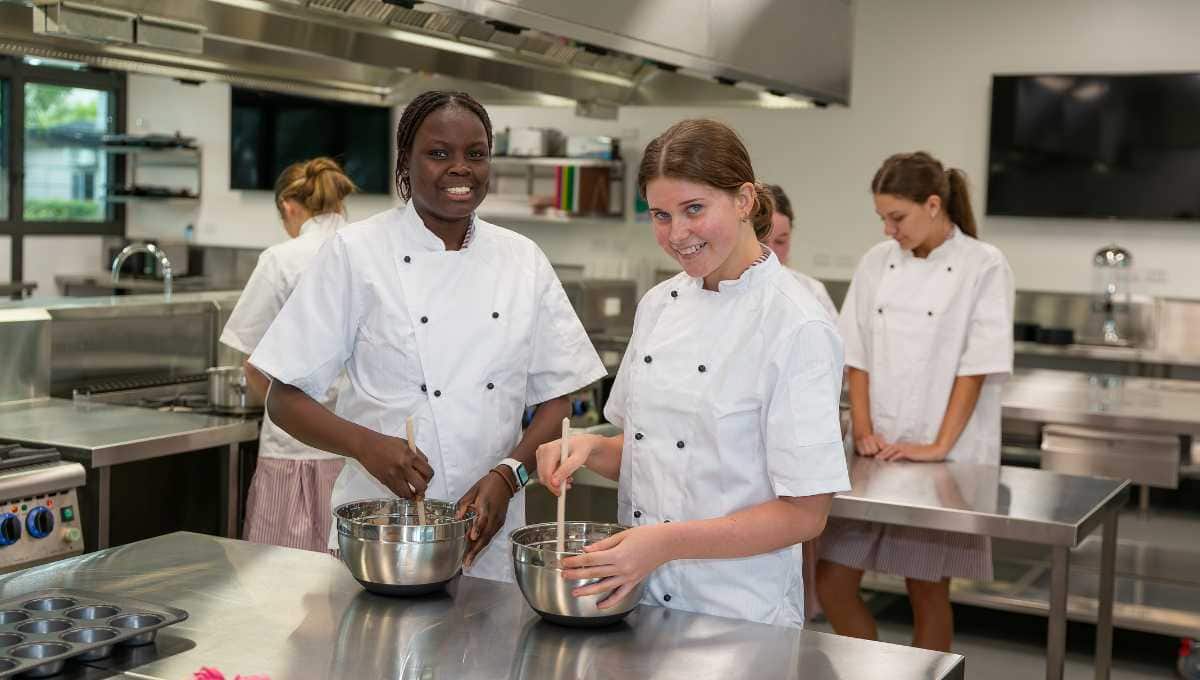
[406,105,491,225]
[874,192,942,253]
[647,177,756,283]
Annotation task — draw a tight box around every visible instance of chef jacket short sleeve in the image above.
[524,251,607,406]
[958,257,1015,377]
[837,253,877,371]
[765,319,852,498]
[249,233,360,402]
[219,249,287,356]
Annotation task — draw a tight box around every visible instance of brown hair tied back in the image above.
[274,157,358,219]
[638,119,774,240]
[870,151,979,239]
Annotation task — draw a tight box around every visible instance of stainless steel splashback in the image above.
[48,301,217,396]
[1014,289,1157,348]
[0,309,51,404]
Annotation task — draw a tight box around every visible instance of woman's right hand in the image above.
[535,434,602,496]
[855,432,890,456]
[354,431,434,498]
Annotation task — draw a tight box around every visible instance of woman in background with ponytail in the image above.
[816,152,1014,651]
[219,157,357,552]
[535,119,850,627]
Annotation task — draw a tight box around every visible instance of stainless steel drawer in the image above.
[1040,424,1180,489]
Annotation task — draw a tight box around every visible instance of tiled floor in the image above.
[809,594,1183,679]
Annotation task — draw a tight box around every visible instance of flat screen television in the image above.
[230,87,391,194]
[987,73,1200,221]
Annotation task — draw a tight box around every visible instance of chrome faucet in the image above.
[111,243,173,301]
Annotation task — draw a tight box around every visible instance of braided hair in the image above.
[394,91,493,201]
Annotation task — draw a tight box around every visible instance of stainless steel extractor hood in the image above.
[1,0,853,110]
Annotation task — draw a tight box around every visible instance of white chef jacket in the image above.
[249,202,606,581]
[788,269,838,321]
[837,227,1014,465]
[604,251,850,627]
[220,213,346,461]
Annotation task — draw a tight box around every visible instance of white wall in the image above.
[115,0,1200,298]
[124,76,397,248]
[23,236,103,299]
[0,237,10,282]
[486,0,1200,299]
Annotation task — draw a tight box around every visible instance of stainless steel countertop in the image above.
[1015,340,1200,369]
[832,456,1129,547]
[1003,368,1200,436]
[0,398,258,467]
[0,532,965,680]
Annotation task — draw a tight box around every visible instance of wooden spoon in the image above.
[407,416,428,526]
[556,416,569,553]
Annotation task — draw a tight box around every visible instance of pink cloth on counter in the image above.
[193,667,270,680]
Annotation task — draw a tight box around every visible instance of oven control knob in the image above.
[0,514,21,546]
[26,507,53,540]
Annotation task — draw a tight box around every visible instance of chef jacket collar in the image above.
[396,200,480,253]
[298,212,343,237]
[900,224,962,263]
[678,245,781,295]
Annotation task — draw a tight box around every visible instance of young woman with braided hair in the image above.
[249,91,604,580]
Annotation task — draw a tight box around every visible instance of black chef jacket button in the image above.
[634,433,644,441]
[633,510,642,519]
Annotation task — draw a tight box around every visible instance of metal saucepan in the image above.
[335,498,476,596]
[206,365,264,415]
[510,521,644,627]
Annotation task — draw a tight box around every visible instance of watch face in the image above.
[515,464,530,486]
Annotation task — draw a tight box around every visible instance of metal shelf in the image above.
[492,156,621,168]
[478,211,625,226]
[104,195,199,204]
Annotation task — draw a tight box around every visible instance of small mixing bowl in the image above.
[335,498,475,596]
[510,522,644,627]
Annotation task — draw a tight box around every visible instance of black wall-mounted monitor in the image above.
[987,73,1200,221]
[230,87,391,194]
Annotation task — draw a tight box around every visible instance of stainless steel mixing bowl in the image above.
[336,498,475,596]
[510,522,644,627]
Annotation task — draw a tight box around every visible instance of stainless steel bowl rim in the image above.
[334,498,475,542]
[511,521,630,564]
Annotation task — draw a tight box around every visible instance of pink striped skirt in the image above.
[243,456,345,553]
[819,517,993,583]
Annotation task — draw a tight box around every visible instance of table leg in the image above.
[1094,510,1118,680]
[1046,545,1070,680]
[223,444,240,539]
[97,466,111,550]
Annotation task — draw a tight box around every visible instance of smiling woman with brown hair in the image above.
[247,91,605,581]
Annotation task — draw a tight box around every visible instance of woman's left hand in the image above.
[876,441,948,462]
[560,525,673,609]
[455,472,512,569]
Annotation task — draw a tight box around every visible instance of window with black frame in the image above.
[0,56,125,281]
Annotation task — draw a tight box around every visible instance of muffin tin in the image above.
[0,589,187,678]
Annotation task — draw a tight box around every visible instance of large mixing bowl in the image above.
[336,498,475,596]
[510,522,644,627]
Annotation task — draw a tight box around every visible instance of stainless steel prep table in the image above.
[0,398,258,548]
[1004,368,1200,439]
[831,457,1129,680]
[0,531,965,680]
